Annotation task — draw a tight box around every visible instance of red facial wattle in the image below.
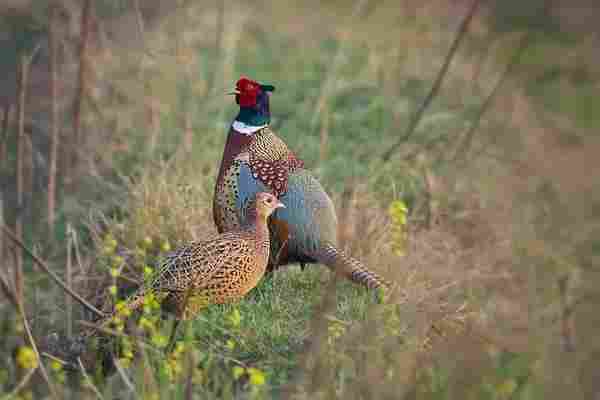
[236,76,261,107]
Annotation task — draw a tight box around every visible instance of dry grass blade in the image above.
[558,276,576,352]
[0,196,16,309]
[71,0,93,177]
[14,53,27,304]
[4,365,37,399]
[0,106,9,167]
[183,329,194,400]
[0,268,18,310]
[18,300,58,399]
[112,355,137,396]
[1,224,104,318]
[77,320,160,354]
[66,223,73,336]
[40,352,69,367]
[47,3,60,236]
[77,357,105,400]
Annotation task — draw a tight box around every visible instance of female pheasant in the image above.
[85,192,284,343]
[213,76,388,291]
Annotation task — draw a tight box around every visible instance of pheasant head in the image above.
[230,76,275,130]
[255,192,285,218]
[241,192,285,227]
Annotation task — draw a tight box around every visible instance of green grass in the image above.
[1,1,599,399]
[186,269,374,386]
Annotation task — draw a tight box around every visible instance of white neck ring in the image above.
[232,120,266,135]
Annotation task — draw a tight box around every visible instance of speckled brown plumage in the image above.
[87,192,284,334]
[246,127,304,196]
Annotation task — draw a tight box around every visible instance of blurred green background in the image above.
[0,0,599,398]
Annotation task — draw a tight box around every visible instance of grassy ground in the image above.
[1,1,599,399]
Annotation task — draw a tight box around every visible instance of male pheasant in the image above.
[85,192,284,344]
[213,76,388,291]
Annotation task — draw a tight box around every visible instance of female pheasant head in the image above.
[255,192,285,219]
[230,76,275,133]
[241,192,285,228]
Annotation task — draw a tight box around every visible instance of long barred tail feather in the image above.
[311,244,389,290]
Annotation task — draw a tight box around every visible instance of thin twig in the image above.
[77,320,159,353]
[112,355,137,395]
[5,366,37,399]
[72,223,84,272]
[1,224,104,318]
[133,0,146,49]
[0,106,10,165]
[40,352,69,366]
[18,300,58,399]
[0,192,4,288]
[78,358,105,400]
[183,322,194,400]
[0,269,17,309]
[558,276,575,352]
[381,0,482,162]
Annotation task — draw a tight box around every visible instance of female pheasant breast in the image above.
[149,230,270,320]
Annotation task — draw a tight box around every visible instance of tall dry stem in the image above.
[319,102,329,164]
[70,0,92,187]
[0,106,10,166]
[66,223,73,337]
[47,3,60,235]
[14,53,28,303]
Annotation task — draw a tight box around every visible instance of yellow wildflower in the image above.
[141,236,153,248]
[50,360,62,372]
[192,368,205,384]
[103,234,118,254]
[118,357,131,368]
[115,301,132,317]
[247,368,266,386]
[111,255,124,267]
[16,346,38,370]
[160,241,171,253]
[232,366,245,380]
[151,334,168,348]
[388,199,409,256]
[496,379,517,397]
[143,266,154,279]
[139,316,154,331]
[135,247,146,258]
[174,342,185,355]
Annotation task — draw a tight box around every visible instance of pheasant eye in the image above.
[266,197,272,204]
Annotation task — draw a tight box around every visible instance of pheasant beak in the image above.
[276,200,286,209]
